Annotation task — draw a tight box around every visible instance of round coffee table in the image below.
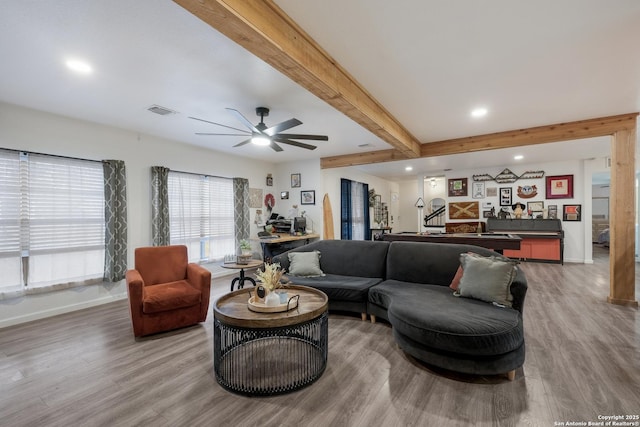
[213,285,328,396]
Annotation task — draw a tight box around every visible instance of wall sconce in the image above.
[430,178,437,188]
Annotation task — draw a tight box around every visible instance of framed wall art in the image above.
[499,187,512,206]
[291,173,301,188]
[301,190,316,205]
[486,187,498,197]
[548,205,558,219]
[546,175,573,199]
[527,201,544,212]
[266,174,273,186]
[280,191,289,200]
[563,204,581,221]
[472,181,485,199]
[448,178,468,197]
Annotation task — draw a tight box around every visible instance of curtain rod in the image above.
[0,147,102,164]
[168,167,235,181]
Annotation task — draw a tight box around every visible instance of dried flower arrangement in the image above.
[255,263,285,292]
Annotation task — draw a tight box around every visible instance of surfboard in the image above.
[322,193,335,240]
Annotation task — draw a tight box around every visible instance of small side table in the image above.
[222,259,263,291]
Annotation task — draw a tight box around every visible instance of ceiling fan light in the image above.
[251,135,271,146]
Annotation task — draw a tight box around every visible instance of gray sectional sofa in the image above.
[273,239,527,380]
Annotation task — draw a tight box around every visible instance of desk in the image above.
[382,232,521,253]
[222,259,263,291]
[258,233,320,261]
[213,285,328,396]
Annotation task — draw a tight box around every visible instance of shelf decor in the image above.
[546,175,573,199]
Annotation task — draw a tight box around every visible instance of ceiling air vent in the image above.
[358,143,373,148]
[147,105,177,116]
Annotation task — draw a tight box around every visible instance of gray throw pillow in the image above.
[457,253,516,307]
[288,251,325,277]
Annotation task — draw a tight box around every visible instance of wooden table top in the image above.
[257,233,320,245]
[214,285,328,328]
[221,259,264,270]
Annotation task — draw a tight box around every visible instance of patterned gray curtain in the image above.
[151,166,170,246]
[233,177,250,246]
[103,160,128,282]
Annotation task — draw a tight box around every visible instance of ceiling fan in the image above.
[189,107,328,152]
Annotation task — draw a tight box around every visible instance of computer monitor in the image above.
[293,216,306,233]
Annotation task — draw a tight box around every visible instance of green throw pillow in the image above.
[288,251,325,277]
[457,253,517,307]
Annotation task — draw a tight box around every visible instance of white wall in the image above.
[395,158,605,263]
[274,159,323,236]
[0,102,277,327]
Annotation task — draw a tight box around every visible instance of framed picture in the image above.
[280,191,289,200]
[472,182,485,199]
[499,187,512,206]
[548,205,558,219]
[486,187,498,197]
[291,173,301,188]
[546,175,573,199]
[448,178,468,197]
[301,190,315,205]
[266,174,273,186]
[563,204,581,221]
[527,201,544,212]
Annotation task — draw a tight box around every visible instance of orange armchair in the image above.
[126,245,211,337]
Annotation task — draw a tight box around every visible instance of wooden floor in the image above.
[1,245,638,427]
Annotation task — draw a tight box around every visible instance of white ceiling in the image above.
[0,1,638,180]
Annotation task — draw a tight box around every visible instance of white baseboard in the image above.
[0,293,127,329]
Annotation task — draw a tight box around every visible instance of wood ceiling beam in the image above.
[173,0,422,158]
[321,113,639,169]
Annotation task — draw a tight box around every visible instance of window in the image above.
[340,178,370,240]
[0,150,105,295]
[168,172,235,262]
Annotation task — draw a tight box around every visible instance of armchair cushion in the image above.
[143,280,202,314]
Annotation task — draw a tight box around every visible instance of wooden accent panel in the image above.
[173,0,421,158]
[608,127,637,307]
[447,202,479,220]
[321,113,638,169]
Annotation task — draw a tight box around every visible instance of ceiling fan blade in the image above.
[233,138,253,147]
[226,108,261,133]
[270,141,284,152]
[276,133,328,141]
[196,133,250,136]
[264,118,302,136]
[188,116,251,134]
[274,138,317,150]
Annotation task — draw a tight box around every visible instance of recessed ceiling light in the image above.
[405,166,413,171]
[514,155,524,160]
[471,107,488,118]
[65,59,93,74]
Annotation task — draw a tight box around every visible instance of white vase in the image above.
[264,291,280,306]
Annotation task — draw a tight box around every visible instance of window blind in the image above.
[168,172,235,262]
[0,149,105,294]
